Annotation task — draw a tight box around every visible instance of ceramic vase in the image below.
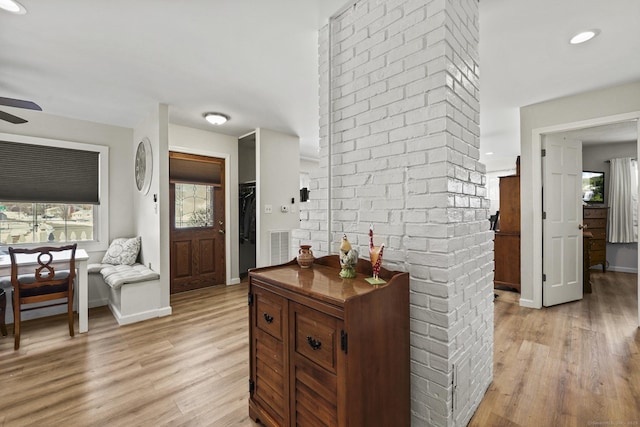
[297,245,314,268]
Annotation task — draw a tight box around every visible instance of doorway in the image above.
[238,132,256,278]
[169,151,226,293]
[531,113,640,325]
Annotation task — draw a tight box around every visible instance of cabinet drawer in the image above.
[254,286,286,341]
[589,229,606,240]
[292,303,339,374]
[590,239,606,251]
[590,249,606,263]
[584,218,606,229]
[584,208,608,219]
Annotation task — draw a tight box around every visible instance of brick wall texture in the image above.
[293,0,493,425]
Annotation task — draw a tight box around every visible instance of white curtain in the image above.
[607,157,638,243]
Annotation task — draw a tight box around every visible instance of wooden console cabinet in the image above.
[583,206,608,272]
[248,256,410,427]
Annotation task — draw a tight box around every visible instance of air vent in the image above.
[270,230,291,265]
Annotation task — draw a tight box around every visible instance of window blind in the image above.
[169,157,222,185]
[0,140,100,204]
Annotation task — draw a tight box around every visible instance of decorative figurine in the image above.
[366,224,386,285]
[339,234,358,278]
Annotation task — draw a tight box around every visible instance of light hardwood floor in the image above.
[0,283,259,427]
[1,272,638,426]
[470,271,640,426]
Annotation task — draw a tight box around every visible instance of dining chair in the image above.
[9,244,77,350]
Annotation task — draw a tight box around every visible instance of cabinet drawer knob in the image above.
[306,336,322,350]
[263,313,274,324]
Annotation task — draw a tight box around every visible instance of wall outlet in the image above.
[264,204,272,214]
[281,205,289,213]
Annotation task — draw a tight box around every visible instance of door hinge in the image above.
[249,379,255,394]
[248,292,254,306]
[542,212,546,220]
[340,330,348,354]
[541,149,546,157]
[543,274,547,282]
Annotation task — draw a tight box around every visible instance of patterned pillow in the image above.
[102,236,141,265]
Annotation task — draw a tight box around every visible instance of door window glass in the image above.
[174,183,215,228]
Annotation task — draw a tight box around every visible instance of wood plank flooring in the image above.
[1,272,638,426]
[0,283,259,427]
[469,271,640,426]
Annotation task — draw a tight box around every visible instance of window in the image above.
[0,202,94,244]
[174,183,215,228]
[0,133,109,250]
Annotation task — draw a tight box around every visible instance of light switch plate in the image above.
[264,204,272,214]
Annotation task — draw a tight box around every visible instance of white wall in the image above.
[169,124,240,284]
[583,141,638,273]
[133,103,171,316]
[256,128,300,266]
[300,158,320,175]
[520,80,640,307]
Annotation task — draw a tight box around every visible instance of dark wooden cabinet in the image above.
[583,206,608,272]
[248,256,410,427]
[494,174,521,292]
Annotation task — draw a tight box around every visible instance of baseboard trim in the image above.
[108,304,172,326]
[602,266,638,274]
[519,298,539,309]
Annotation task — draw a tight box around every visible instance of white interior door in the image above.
[542,135,583,306]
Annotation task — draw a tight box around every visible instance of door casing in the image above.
[526,112,640,327]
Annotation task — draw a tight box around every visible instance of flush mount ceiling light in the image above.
[203,112,230,125]
[569,29,600,45]
[0,0,27,14]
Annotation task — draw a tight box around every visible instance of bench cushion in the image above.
[90,263,159,290]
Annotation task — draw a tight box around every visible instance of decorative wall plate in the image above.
[135,137,153,194]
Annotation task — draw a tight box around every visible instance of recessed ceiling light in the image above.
[0,0,27,14]
[203,112,230,125]
[570,29,600,45]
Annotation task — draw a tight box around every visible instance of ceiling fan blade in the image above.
[0,110,28,124]
[0,96,42,111]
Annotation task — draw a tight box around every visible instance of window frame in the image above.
[0,132,109,252]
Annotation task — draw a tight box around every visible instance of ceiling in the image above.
[1,0,639,166]
[480,0,640,170]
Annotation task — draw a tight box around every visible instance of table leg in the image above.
[0,288,7,336]
[78,260,88,333]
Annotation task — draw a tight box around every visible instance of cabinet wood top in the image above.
[249,255,408,306]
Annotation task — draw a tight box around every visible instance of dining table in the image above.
[0,248,90,333]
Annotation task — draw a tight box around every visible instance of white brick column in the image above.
[295,1,493,425]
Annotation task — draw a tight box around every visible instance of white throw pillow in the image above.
[102,236,141,265]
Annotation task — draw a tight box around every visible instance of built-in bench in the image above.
[88,263,162,325]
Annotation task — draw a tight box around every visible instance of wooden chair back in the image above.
[9,244,77,350]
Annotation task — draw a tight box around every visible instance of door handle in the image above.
[218,229,225,234]
[578,224,587,230]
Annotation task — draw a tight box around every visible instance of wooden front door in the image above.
[170,152,225,294]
